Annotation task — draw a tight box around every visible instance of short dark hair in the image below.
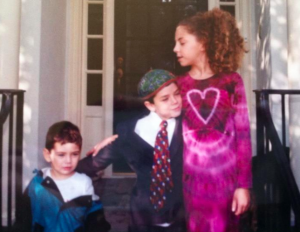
[143,81,179,104]
[45,121,82,150]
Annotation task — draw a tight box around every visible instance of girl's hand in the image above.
[86,135,118,157]
[231,188,250,216]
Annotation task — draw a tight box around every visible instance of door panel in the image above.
[113,0,208,173]
[81,1,105,157]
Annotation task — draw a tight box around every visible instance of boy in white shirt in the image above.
[22,121,110,232]
[77,69,186,232]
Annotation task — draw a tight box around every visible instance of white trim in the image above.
[0,0,21,89]
[86,70,103,74]
[87,1,104,4]
[219,2,236,6]
[238,0,254,112]
[238,0,256,156]
[81,0,89,132]
[208,0,219,9]
[102,0,115,177]
[87,35,104,39]
[66,0,83,126]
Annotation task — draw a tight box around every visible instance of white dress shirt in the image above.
[134,111,176,147]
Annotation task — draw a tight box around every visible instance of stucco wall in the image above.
[19,0,42,187]
[20,0,67,187]
[38,0,67,168]
[254,0,300,207]
[254,0,289,142]
[288,0,300,195]
[255,0,271,89]
[0,0,21,89]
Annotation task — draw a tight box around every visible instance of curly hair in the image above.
[178,8,246,74]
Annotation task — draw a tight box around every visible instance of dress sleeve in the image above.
[232,73,252,188]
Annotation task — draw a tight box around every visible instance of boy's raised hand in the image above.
[231,188,250,216]
[86,135,118,157]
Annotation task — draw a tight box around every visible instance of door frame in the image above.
[66,0,115,177]
[66,0,254,177]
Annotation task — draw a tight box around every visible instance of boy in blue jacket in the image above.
[22,121,110,232]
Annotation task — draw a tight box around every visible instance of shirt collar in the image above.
[148,111,175,126]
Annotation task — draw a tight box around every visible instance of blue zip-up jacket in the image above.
[20,170,110,232]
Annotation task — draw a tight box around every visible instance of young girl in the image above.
[173,8,252,232]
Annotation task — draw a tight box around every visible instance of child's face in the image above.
[173,25,205,67]
[43,142,81,180]
[145,83,182,120]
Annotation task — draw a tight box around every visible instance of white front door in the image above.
[66,0,114,176]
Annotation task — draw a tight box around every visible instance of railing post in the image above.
[0,90,25,231]
[255,90,265,157]
[15,91,24,224]
[254,89,300,232]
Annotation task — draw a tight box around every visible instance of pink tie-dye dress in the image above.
[177,72,252,232]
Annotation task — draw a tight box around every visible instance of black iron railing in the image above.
[254,89,300,232]
[0,90,24,231]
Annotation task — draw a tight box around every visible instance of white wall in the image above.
[269,0,288,90]
[269,0,289,144]
[254,0,300,203]
[19,0,42,187]
[19,0,67,187]
[255,0,271,89]
[0,0,21,89]
[37,0,67,167]
[254,0,289,142]
[288,0,300,192]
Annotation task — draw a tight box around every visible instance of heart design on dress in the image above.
[187,87,220,125]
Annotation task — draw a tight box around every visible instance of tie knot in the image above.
[160,120,168,129]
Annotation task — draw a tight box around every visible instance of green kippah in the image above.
[137,69,176,99]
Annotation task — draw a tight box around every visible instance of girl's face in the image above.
[173,25,205,67]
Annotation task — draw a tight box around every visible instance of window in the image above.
[86,0,104,106]
[219,0,237,17]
